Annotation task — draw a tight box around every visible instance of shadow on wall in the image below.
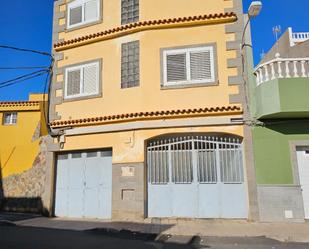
[263,119,309,135]
[0,144,49,215]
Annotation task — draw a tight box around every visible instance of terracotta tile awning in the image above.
[0,101,40,107]
[50,105,242,128]
[54,12,237,51]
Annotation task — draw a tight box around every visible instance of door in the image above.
[296,147,309,219]
[147,135,247,218]
[55,150,112,219]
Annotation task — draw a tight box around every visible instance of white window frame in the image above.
[67,0,100,29]
[64,61,100,99]
[162,46,215,86]
[3,112,17,125]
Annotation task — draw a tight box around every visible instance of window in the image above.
[65,61,100,99]
[162,45,216,87]
[67,0,100,29]
[121,41,140,88]
[121,0,139,25]
[3,112,17,125]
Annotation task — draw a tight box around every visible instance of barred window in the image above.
[121,0,139,25]
[121,41,140,88]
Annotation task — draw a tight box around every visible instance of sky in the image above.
[0,0,308,101]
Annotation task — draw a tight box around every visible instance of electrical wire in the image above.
[0,45,52,58]
[0,71,48,89]
[0,69,48,86]
[0,66,49,70]
[0,43,55,135]
[45,58,55,136]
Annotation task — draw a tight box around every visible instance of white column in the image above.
[293,60,299,77]
[285,61,290,78]
[301,60,306,77]
[264,65,269,81]
[270,63,276,80]
[278,61,283,78]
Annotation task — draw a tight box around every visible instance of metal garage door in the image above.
[147,135,248,218]
[55,150,112,219]
[296,147,309,219]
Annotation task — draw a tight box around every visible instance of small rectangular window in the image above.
[86,151,98,158]
[71,152,82,159]
[3,112,17,125]
[68,0,100,29]
[121,41,140,88]
[121,0,139,25]
[65,61,100,99]
[58,154,69,160]
[162,45,216,87]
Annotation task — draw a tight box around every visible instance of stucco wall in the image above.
[55,25,239,120]
[253,121,309,185]
[61,123,244,164]
[57,0,233,40]
[0,111,42,178]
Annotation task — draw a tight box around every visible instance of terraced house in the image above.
[248,27,309,222]
[45,0,259,221]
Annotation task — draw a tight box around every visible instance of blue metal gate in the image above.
[147,135,248,218]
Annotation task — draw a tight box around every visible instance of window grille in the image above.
[147,135,244,185]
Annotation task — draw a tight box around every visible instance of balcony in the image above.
[290,30,309,46]
[254,56,309,119]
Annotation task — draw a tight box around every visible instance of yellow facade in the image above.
[0,94,47,177]
[52,0,243,161]
[48,0,251,220]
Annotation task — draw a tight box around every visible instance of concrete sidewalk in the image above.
[1,213,309,243]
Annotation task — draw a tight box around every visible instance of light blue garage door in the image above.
[147,135,248,218]
[55,150,112,219]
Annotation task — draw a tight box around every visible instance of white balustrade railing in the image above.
[254,56,309,85]
[291,32,309,44]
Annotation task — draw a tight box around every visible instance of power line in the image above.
[0,66,49,70]
[0,71,48,89]
[0,69,48,86]
[0,45,52,58]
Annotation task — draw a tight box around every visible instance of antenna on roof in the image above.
[273,25,282,41]
[273,25,281,54]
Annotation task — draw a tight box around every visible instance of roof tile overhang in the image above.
[54,12,237,51]
[0,101,41,111]
[50,105,242,128]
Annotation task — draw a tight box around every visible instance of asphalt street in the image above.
[1,222,309,249]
